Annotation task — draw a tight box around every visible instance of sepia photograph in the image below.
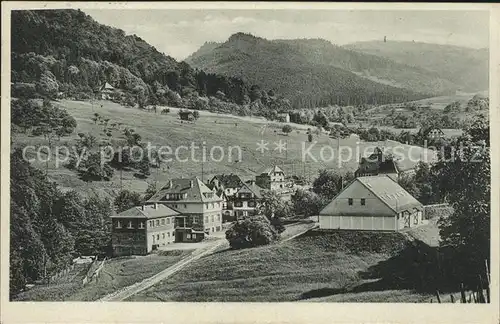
[1,2,499,323]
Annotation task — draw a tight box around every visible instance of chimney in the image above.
[141,205,145,211]
[168,180,172,188]
[190,180,193,188]
[154,203,158,209]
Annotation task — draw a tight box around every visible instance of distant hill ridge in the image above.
[186,33,432,108]
[344,40,489,92]
[186,33,488,108]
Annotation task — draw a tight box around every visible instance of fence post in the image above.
[460,283,467,303]
[485,259,490,286]
[435,290,441,303]
[478,275,486,303]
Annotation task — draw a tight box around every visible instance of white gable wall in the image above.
[319,179,397,231]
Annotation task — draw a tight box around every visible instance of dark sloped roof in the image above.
[112,203,179,219]
[210,174,244,189]
[147,177,221,203]
[419,126,445,137]
[236,182,264,199]
[356,143,437,174]
[257,165,284,175]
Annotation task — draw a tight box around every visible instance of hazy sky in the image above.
[84,9,489,61]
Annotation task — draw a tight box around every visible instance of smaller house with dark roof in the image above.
[233,180,264,219]
[99,82,116,99]
[419,126,445,141]
[319,176,424,231]
[208,174,245,220]
[355,147,399,180]
[256,165,286,191]
[354,145,430,181]
[110,203,180,256]
[208,174,244,198]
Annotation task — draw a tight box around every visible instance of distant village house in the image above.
[232,180,264,219]
[99,82,115,100]
[255,165,287,191]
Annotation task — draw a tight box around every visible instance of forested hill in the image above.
[185,33,433,108]
[344,40,489,92]
[273,38,459,95]
[11,10,288,114]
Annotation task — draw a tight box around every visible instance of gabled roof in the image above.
[356,176,422,213]
[419,126,445,137]
[236,181,264,199]
[257,165,284,175]
[147,177,221,203]
[357,143,436,174]
[100,82,114,91]
[210,174,244,189]
[112,203,179,219]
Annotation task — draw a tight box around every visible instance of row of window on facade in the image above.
[169,202,221,209]
[233,200,257,207]
[149,217,174,228]
[204,214,221,223]
[165,193,187,200]
[115,217,174,229]
[116,220,145,229]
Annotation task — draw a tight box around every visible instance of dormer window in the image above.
[139,222,145,229]
[127,221,133,229]
[116,220,122,229]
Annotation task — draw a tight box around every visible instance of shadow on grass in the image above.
[299,239,460,301]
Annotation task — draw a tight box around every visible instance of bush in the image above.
[225,216,279,249]
[282,124,292,135]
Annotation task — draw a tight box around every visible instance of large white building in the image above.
[319,176,424,231]
[147,177,223,241]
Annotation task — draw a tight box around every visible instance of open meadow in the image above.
[12,99,435,199]
[127,228,450,303]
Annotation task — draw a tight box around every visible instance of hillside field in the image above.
[126,229,449,302]
[12,99,435,199]
[14,250,194,301]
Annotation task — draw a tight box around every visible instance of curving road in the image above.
[99,239,227,302]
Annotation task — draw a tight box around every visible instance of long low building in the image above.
[319,176,424,231]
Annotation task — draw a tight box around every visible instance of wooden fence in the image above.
[430,260,490,304]
[49,263,76,283]
[81,256,105,286]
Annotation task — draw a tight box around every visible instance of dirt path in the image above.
[98,239,226,301]
[280,222,318,244]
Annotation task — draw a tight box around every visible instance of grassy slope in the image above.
[15,251,193,301]
[128,230,439,302]
[12,99,434,199]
